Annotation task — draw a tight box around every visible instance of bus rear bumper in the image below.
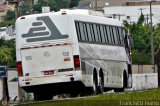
[18,71,82,90]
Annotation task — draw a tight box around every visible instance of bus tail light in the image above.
[74,55,80,70]
[17,61,23,76]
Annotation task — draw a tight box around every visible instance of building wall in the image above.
[0,12,5,22]
[0,0,5,3]
[0,3,15,22]
[132,65,157,74]
[91,0,160,10]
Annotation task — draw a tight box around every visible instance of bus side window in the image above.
[115,27,121,45]
[79,22,86,41]
[109,26,114,44]
[86,23,92,42]
[75,22,81,41]
[90,24,95,42]
[100,25,106,44]
[103,25,108,44]
[93,24,99,43]
[96,25,102,43]
[82,23,88,41]
[119,27,124,45]
[106,26,111,44]
[112,26,118,45]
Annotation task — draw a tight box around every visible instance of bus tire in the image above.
[34,92,43,101]
[92,69,98,95]
[98,70,104,94]
[115,71,127,92]
[34,92,53,101]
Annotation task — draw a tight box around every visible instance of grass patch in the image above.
[17,89,160,106]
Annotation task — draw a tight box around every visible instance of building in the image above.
[103,5,160,25]
[0,2,6,22]
[91,0,160,10]
[0,1,15,22]
[0,0,5,3]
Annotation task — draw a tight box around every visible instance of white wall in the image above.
[0,79,2,100]
[0,71,18,100]
[131,73,158,91]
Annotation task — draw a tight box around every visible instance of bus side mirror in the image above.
[124,35,134,48]
[128,36,134,48]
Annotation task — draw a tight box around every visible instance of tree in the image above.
[18,0,32,16]
[0,47,14,67]
[123,16,160,64]
[4,10,16,21]
[137,12,144,25]
[0,19,16,28]
[70,0,79,8]
[32,0,70,13]
[132,49,151,64]
[0,39,16,67]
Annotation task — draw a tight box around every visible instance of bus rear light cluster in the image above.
[17,61,23,77]
[73,55,80,70]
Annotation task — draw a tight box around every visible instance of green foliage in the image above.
[0,39,16,67]
[153,25,160,50]
[70,0,79,8]
[18,89,160,106]
[0,19,16,27]
[124,16,160,64]
[132,49,151,64]
[33,0,70,13]
[137,13,144,25]
[4,10,16,21]
[130,24,151,52]
[19,3,30,15]
[0,47,14,67]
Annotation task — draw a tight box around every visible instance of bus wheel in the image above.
[70,92,78,97]
[34,92,53,101]
[98,71,104,94]
[34,92,43,101]
[115,71,127,92]
[92,70,98,95]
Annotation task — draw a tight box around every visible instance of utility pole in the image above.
[112,14,125,20]
[155,46,160,87]
[95,0,97,11]
[0,66,9,106]
[145,14,149,24]
[143,0,156,72]
[138,8,145,14]
[117,14,125,20]
[149,1,155,72]
[2,77,9,105]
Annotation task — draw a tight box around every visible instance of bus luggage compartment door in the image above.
[20,45,74,77]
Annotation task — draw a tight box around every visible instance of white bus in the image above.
[16,9,132,100]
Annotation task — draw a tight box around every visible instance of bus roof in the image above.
[17,9,123,27]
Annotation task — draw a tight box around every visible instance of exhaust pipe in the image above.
[70,77,74,82]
